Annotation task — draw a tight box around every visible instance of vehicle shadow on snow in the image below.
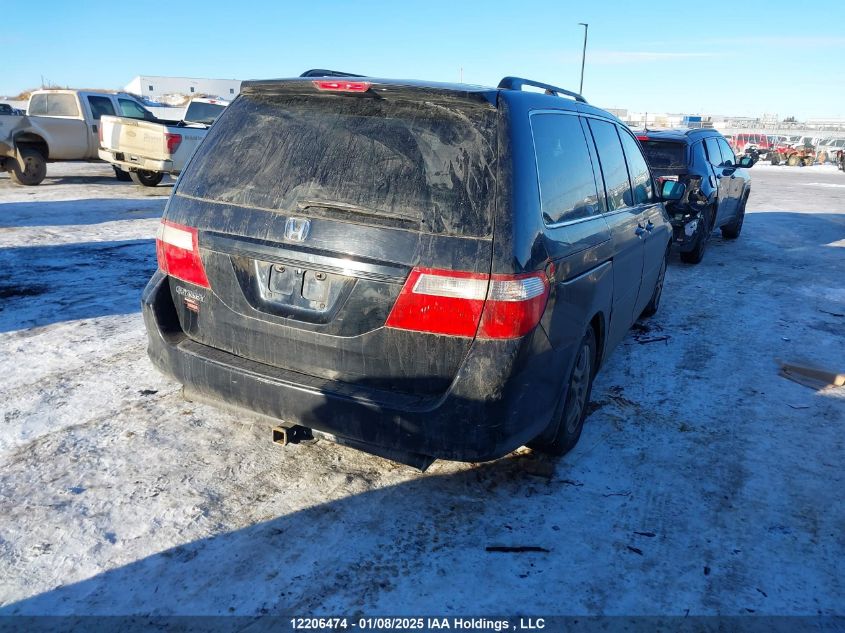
[1,449,580,616]
[0,239,155,332]
[0,198,166,228]
[667,211,845,266]
[36,173,172,188]
[740,211,845,249]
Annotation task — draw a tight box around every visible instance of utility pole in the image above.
[578,23,589,94]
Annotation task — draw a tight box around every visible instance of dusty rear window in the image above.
[29,93,80,117]
[176,94,498,237]
[184,101,226,125]
[640,141,687,170]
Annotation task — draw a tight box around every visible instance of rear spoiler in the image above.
[299,69,364,78]
[240,77,498,108]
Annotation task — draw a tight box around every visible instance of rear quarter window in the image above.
[530,113,601,225]
[176,94,498,237]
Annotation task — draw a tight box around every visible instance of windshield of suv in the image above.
[176,93,498,236]
[639,140,687,170]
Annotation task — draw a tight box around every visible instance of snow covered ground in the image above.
[0,161,842,616]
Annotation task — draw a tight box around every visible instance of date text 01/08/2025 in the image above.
[289,617,547,631]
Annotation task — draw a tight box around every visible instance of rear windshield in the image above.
[184,101,226,125]
[639,141,687,170]
[176,93,498,236]
[29,93,79,117]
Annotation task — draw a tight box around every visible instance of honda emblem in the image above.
[284,217,311,242]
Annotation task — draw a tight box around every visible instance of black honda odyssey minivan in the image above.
[143,73,678,467]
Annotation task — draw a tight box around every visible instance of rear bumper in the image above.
[142,272,560,462]
[98,148,173,173]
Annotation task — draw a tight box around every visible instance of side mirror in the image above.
[660,180,686,201]
[738,155,754,168]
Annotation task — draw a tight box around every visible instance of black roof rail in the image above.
[498,76,587,103]
[300,69,365,78]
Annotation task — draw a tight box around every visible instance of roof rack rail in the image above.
[498,76,587,103]
[300,69,365,78]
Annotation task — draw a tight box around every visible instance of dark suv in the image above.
[637,129,752,264]
[143,73,680,467]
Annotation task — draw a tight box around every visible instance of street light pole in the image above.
[578,23,589,94]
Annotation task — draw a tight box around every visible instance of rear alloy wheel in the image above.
[722,193,748,240]
[680,206,713,264]
[528,328,597,456]
[641,253,667,318]
[802,156,813,167]
[10,148,47,186]
[786,154,799,167]
[129,169,163,187]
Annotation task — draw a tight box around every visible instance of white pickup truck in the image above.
[0,89,160,185]
[98,98,228,186]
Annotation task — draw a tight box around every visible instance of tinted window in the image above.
[177,94,498,237]
[619,131,653,204]
[29,93,80,117]
[87,96,115,120]
[640,141,687,170]
[531,113,600,225]
[717,138,735,166]
[704,137,722,166]
[119,98,149,119]
[184,101,226,125]
[588,119,633,211]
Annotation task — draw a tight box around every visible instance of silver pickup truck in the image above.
[0,89,159,185]
[98,98,228,186]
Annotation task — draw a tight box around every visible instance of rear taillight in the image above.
[164,133,182,154]
[636,135,649,141]
[155,220,209,288]
[385,268,549,339]
[312,80,372,93]
[97,123,103,145]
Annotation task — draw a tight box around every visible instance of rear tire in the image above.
[9,148,47,186]
[528,328,597,456]
[129,169,163,187]
[113,166,132,181]
[817,151,828,164]
[770,154,780,165]
[786,154,799,167]
[679,206,713,265]
[722,192,748,240]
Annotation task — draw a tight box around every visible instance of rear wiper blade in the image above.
[297,198,393,219]
[296,198,419,228]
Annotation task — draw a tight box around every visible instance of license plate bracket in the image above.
[301,270,330,304]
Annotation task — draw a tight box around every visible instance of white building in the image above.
[124,75,242,103]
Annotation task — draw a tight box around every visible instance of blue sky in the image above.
[5,0,845,119]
